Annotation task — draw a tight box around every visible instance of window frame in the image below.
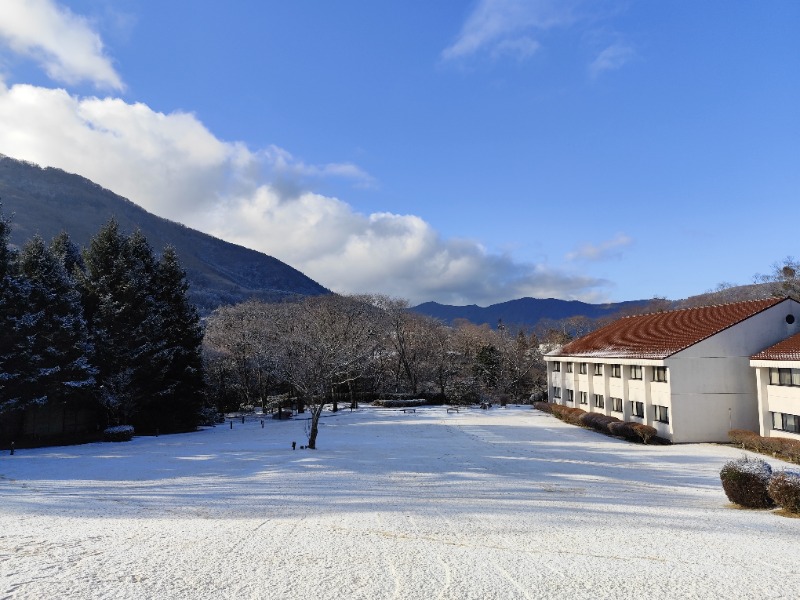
[566,363,574,373]
[594,394,605,409]
[578,391,588,405]
[579,362,588,375]
[654,404,669,423]
[630,365,643,380]
[630,400,644,418]
[610,397,623,412]
[769,368,800,387]
[552,386,561,399]
[610,364,621,378]
[566,389,574,402]
[593,364,603,376]
[652,367,668,383]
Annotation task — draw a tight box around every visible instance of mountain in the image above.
[0,154,329,314]
[412,297,650,329]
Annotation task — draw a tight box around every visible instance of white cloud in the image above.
[441,0,578,62]
[566,233,633,262]
[0,0,123,90]
[0,80,607,305]
[589,43,635,77]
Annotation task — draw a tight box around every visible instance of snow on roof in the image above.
[751,330,800,361]
[550,297,789,360]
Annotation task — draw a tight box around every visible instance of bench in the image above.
[446,407,459,413]
[402,408,417,413]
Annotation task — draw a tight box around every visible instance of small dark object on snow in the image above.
[292,441,296,450]
[261,420,264,428]
[230,421,233,429]
[10,442,14,456]
[241,416,245,424]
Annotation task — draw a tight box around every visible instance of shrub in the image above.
[533,402,553,414]
[559,407,586,425]
[579,412,621,433]
[632,424,658,444]
[719,456,774,508]
[103,425,134,442]
[608,421,638,441]
[728,429,759,448]
[767,470,800,514]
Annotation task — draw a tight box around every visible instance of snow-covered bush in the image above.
[767,470,800,514]
[726,430,800,464]
[719,456,774,508]
[533,401,553,414]
[103,425,134,442]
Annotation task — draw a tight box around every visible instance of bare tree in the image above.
[274,295,380,449]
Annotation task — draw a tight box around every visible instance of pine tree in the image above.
[78,219,153,426]
[0,207,30,417]
[148,246,204,431]
[16,236,96,410]
[50,230,85,278]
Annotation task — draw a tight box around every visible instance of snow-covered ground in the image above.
[1,407,798,599]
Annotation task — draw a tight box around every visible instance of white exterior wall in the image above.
[750,361,800,440]
[665,300,800,443]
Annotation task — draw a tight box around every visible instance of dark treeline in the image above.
[0,207,203,446]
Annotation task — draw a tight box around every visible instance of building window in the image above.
[772,412,800,434]
[579,391,588,405]
[566,389,574,403]
[594,394,605,409]
[566,363,573,373]
[654,405,669,423]
[653,367,668,383]
[630,365,643,380]
[610,397,623,412]
[552,362,561,372]
[610,364,621,378]
[594,364,603,376]
[769,368,800,387]
[552,386,561,399]
[579,363,588,374]
[630,401,644,418]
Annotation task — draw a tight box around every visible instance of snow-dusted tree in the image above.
[49,230,85,278]
[276,295,380,449]
[14,236,97,412]
[79,220,201,432]
[0,208,30,418]
[204,300,280,411]
[147,246,204,429]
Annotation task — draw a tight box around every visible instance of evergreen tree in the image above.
[79,220,203,432]
[16,236,96,410]
[50,230,85,278]
[78,220,154,427]
[0,207,31,416]
[142,245,204,431]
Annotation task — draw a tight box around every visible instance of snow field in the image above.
[1,407,799,599]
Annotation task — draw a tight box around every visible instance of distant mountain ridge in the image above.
[412,297,650,329]
[0,154,330,313]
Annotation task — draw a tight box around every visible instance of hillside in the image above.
[0,154,329,313]
[412,297,649,329]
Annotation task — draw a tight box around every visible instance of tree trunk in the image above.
[307,404,324,449]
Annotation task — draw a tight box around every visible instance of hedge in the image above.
[719,456,774,509]
[103,425,134,442]
[767,470,800,514]
[727,430,800,465]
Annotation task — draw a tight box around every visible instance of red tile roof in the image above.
[550,297,789,360]
[752,331,800,361]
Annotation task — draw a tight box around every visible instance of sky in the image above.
[0,0,798,306]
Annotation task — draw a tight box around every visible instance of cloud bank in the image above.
[566,233,633,262]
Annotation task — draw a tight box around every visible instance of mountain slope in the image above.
[412,297,649,329]
[0,154,329,313]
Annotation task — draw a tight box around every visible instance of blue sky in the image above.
[0,1,798,306]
